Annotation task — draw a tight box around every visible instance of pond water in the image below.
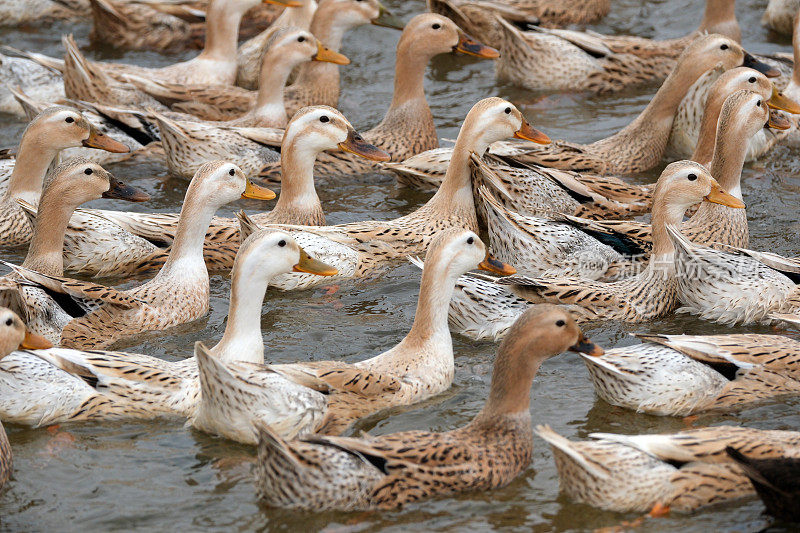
[1,0,799,531]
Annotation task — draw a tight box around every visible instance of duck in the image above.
[257,13,499,181]
[763,0,800,35]
[0,307,53,489]
[580,332,800,416]
[726,446,800,522]
[668,67,800,162]
[5,160,273,348]
[0,50,65,118]
[0,107,130,247]
[553,88,791,261]
[536,425,800,514]
[236,0,318,89]
[493,1,742,94]
[144,29,351,179]
[0,231,334,427]
[0,0,88,26]
[427,0,610,48]
[497,34,779,175]
[447,161,743,336]
[89,0,281,52]
[190,228,513,444]
[53,107,388,278]
[252,305,602,511]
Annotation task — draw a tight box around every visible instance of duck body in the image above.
[763,0,800,35]
[0,52,65,118]
[538,425,800,513]
[0,0,88,26]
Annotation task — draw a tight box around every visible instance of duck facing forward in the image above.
[253,305,602,511]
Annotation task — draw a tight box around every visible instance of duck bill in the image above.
[569,333,603,357]
[742,52,780,78]
[293,248,338,276]
[478,253,516,276]
[767,86,800,114]
[767,110,791,130]
[21,328,53,350]
[338,127,391,161]
[82,125,130,153]
[454,31,500,59]
[241,180,277,201]
[371,4,404,29]
[514,119,551,144]
[313,41,350,65]
[102,174,150,202]
[262,0,302,7]
[704,184,745,208]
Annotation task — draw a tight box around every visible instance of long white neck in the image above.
[158,190,220,278]
[211,268,269,364]
[4,133,60,204]
[252,51,303,126]
[198,0,249,62]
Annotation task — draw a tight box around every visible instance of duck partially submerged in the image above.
[253,305,601,511]
[726,446,800,522]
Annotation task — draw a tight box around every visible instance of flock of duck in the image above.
[0,0,800,524]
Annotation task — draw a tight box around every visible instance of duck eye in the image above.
[432,23,440,29]
[320,115,329,123]
[65,117,74,124]
[748,76,756,83]
[278,239,287,247]
[297,36,305,43]
[466,236,474,244]
[757,100,762,107]
[84,168,93,175]
[229,168,235,176]
[4,318,11,326]
[720,44,729,50]
[504,107,511,114]
[555,319,565,327]
[687,173,697,181]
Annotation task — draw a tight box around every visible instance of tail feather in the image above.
[535,424,607,479]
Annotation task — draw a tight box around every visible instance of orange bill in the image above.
[478,253,516,276]
[242,180,277,201]
[767,85,800,114]
[293,248,338,276]
[338,127,391,161]
[705,183,745,208]
[314,41,350,65]
[454,31,500,59]
[569,333,604,356]
[514,119,551,144]
[21,328,53,350]
[262,0,302,7]
[83,125,130,153]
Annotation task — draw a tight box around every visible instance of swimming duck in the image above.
[0,307,53,489]
[0,0,88,26]
[191,228,514,443]
[580,332,800,416]
[253,305,601,511]
[0,107,130,247]
[54,107,387,278]
[497,35,778,175]
[726,446,800,522]
[537,425,800,514]
[89,0,281,52]
[258,13,499,181]
[6,161,273,348]
[554,88,789,259]
[763,0,800,35]
[494,0,741,94]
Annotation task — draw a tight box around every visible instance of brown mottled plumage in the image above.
[254,305,601,511]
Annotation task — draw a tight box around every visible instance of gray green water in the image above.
[1,0,800,531]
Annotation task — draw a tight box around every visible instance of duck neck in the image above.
[198,0,247,63]
[275,0,316,29]
[22,188,78,276]
[160,191,218,276]
[691,89,727,166]
[403,264,456,349]
[270,139,323,221]
[4,133,60,205]
[708,117,747,198]
[793,17,800,88]
[649,196,689,270]
[211,268,268,365]
[477,338,540,421]
[251,51,298,126]
[426,132,485,214]
[386,40,430,117]
[698,0,739,41]
[293,10,346,87]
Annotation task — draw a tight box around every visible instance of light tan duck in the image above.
[0,107,130,247]
[763,0,800,35]
[236,0,318,89]
[258,13,499,181]
[0,0,88,26]
[0,307,53,489]
[253,305,602,511]
[56,107,387,278]
[537,425,800,514]
[89,0,282,52]
[191,228,514,444]
[143,28,351,179]
[581,332,800,417]
[488,161,744,324]
[494,1,743,94]
[559,89,786,261]
[499,34,779,175]
[428,0,610,48]
[5,161,273,348]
